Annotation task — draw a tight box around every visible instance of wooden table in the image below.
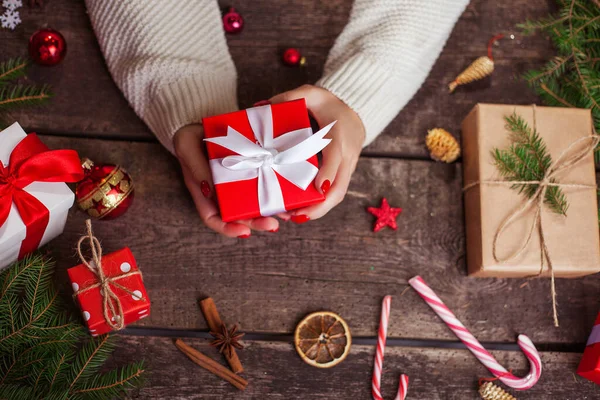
[3,1,600,398]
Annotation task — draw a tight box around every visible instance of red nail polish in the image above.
[269,227,279,233]
[253,100,271,107]
[321,180,331,195]
[291,215,310,224]
[238,234,251,239]
[200,181,211,198]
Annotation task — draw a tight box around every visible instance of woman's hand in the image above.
[269,85,365,223]
[173,124,280,238]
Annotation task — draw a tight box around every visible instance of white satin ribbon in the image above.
[205,105,334,216]
[587,324,600,346]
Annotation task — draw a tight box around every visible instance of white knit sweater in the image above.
[85,0,469,154]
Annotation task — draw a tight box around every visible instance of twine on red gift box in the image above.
[73,219,144,330]
[463,105,599,327]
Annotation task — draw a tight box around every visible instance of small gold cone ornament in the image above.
[448,56,494,92]
[479,382,517,400]
[426,128,460,163]
[449,34,504,93]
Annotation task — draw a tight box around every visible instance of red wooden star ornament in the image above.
[367,198,402,232]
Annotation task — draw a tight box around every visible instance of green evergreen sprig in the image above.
[0,254,144,400]
[493,112,569,216]
[0,58,53,128]
[0,58,28,84]
[519,0,600,161]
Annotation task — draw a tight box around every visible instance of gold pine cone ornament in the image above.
[479,382,517,400]
[449,34,504,92]
[426,128,460,163]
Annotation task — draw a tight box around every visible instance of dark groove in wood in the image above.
[117,327,586,354]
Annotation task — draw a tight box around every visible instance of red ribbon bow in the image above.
[0,134,84,258]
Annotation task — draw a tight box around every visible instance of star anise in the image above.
[210,324,244,358]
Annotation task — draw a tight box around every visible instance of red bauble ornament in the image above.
[366,198,402,232]
[76,159,135,220]
[28,28,67,66]
[223,7,244,34]
[283,48,306,67]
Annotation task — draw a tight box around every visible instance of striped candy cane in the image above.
[372,296,409,400]
[408,276,542,390]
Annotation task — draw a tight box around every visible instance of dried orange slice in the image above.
[294,311,351,368]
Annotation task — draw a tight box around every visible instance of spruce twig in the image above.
[0,254,145,399]
[493,112,569,216]
[0,58,28,84]
[0,57,53,129]
[520,0,600,162]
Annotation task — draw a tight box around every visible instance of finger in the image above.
[181,166,250,238]
[292,160,354,221]
[268,85,315,105]
[314,142,342,194]
[174,126,215,196]
[236,217,280,232]
[277,212,292,221]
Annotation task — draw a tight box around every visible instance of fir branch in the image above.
[0,84,53,111]
[521,0,600,164]
[0,255,145,398]
[0,58,28,84]
[493,112,569,216]
[68,335,113,391]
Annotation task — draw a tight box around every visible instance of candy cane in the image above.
[408,276,541,390]
[372,296,409,400]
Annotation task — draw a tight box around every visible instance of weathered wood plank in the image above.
[113,335,598,399]
[40,135,600,344]
[2,0,556,157]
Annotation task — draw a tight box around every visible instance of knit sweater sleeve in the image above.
[85,0,238,154]
[317,0,469,147]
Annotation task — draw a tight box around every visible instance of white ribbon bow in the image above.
[205,104,334,217]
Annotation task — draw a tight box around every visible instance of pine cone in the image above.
[479,382,517,400]
[425,128,460,163]
[449,56,494,92]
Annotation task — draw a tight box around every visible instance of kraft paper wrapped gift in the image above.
[461,104,600,278]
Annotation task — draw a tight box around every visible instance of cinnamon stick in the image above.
[200,297,244,374]
[174,339,248,391]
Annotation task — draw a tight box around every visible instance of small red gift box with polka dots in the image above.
[67,247,150,336]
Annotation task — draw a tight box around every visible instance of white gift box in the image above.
[0,123,75,270]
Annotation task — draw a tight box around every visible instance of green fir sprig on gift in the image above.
[0,58,52,127]
[0,254,144,400]
[519,0,600,161]
[493,112,569,216]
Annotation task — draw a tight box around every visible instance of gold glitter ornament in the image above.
[449,34,504,93]
[479,382,517,400]
[426,128,460,163]
[76,158,135,220]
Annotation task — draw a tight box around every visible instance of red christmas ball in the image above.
[76,159,135,220]
[282,48,306,67]
[223,7,244,34]
[28,28,67,66]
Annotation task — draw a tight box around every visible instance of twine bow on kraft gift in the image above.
[73,219,143,330]
[463,105,599,327]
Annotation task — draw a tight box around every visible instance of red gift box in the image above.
[203,99,333,222]
[578,313,600,385]
[67,247,150,335]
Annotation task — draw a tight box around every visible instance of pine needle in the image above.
[493,112,569,216]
